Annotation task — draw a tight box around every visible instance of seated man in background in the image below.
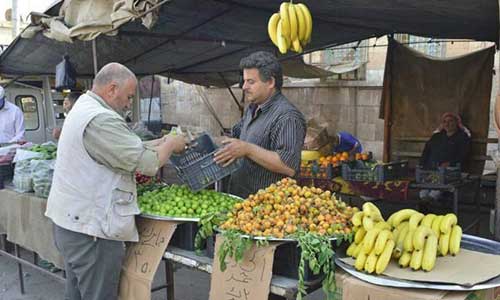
[52,92,82,140]
[332,131,362,154]
[419,112,471,201]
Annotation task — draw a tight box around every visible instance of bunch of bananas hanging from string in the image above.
[267,2,313,54]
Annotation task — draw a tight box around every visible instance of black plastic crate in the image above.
[299,162,341,180]
[341,161,408,182]
[205,234,216,258]
[170,222,205,251]
[170,134,242,191]
[273,242,323,281]
[415,166,461,185]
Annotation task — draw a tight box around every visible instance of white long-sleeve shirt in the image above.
[0,101,25,143]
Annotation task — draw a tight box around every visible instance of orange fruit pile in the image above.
[220,178,358,238]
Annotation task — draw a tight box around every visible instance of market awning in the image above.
[0,0,498,87]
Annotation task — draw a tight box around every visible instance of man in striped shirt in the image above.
[214,51,306,198]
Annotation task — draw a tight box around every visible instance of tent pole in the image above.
[383,37,394,163]
[495,49,500,240]
[92,39,98,76]
[218,73,243,117]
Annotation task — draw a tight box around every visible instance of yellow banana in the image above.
[276,20,288,54]
[362,228,382,254]
[439,231,451,256]
[288,3,298,42]
[362,202,382,219]
[346,242,358,257]
[409,212,425,231]
[376,239,395,274]
[421,214,437,228]
[291,38,303,53]
[413,226,435,251]
[267,13,280,47]
[374,221,391,231]
[293,3,307,43]
[296,3,312,44]
[279,2,291,41]
[354,227,367,244]
[393,222,409,257]
[398,251,412,268]
[449,225,462,256]
[390,209,419,227]
[431,215,444,237]
[362,215,375,231]
[364,249,378,274]
[403,229,416,252]
[355,251,367,271]
[410,249,424,271]
[352,242,362,258]
[352,211,364,227]
[440,213,458,235]
[374,230,393,255]
[352,225,360,233]
[422,235,438,272]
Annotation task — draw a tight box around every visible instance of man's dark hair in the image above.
[239,51,283,90]
[65,92,82,104]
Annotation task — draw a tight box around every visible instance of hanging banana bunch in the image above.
[267,1,313,54]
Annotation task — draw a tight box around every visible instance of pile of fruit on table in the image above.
[299,151,372,179]
[28,144,57,160]
[346,202,462,274]
[138,184,239,219]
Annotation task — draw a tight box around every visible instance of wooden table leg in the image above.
[14,244,25,294]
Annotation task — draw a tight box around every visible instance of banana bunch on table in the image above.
[347,204,462,275]
[267,2,312,54]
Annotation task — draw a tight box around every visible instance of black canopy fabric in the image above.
[0,0,498,87]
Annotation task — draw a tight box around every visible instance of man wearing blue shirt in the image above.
[333,131,362,154]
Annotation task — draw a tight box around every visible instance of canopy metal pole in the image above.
[218,73,243,117]
[495,49,500,241]
[92,39,98,76]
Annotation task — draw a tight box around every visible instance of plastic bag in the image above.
[13,149,43,163]
[31,159,55,198]
[55,55,77,91]
[13,159,34,193]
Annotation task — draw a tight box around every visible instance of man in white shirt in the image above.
[0,86,25,144]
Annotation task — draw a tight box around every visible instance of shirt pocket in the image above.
[103,186,140,240]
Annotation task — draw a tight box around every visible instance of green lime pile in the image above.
[139,184,239,218]
[29,144,57,160]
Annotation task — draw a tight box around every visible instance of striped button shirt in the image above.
[228,92,306,198]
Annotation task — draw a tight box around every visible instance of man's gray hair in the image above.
[93,63,136,87]
[239,51,283,90]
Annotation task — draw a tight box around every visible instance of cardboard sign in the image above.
[209,235,278,300]
[118,217,177,300]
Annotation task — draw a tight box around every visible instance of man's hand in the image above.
[214,138,250,167]
[52,128,62,140]
[162,135,187,154]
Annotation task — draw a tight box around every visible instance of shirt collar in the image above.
[249,91,280,117]
[86,90,116,113]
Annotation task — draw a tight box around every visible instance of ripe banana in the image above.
[431,215,444,237]
[346,242,357,257]
[421,213,437,228]
[374,221,391,231]
[440,213,458,235]
[422,235,438,272]
[287,3,298,42]
[352,211,364,227]
[293,3,307,43]
[279,3,291,40]
[296,3,312,44]
[362,202,383,220]
[390,209,419,227]
[413,226,435,251]
[352,242,362,258]
[403,229,416,252]
[439,231,451,256]
[410,249,424,271]
[362,215,375,231]
[354,227,367,244]
[376,239,395,274]
[267,13,280,47]
[355,251,367,271]
[362,228,382,254]
[409,212,425,231]
[394,222,409,257]
[374,230,393,255]
[398,251,412,268]
[291,38,303,53]
[449,225,462,256]
[276,20,288,54]
[364,249,378,273]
